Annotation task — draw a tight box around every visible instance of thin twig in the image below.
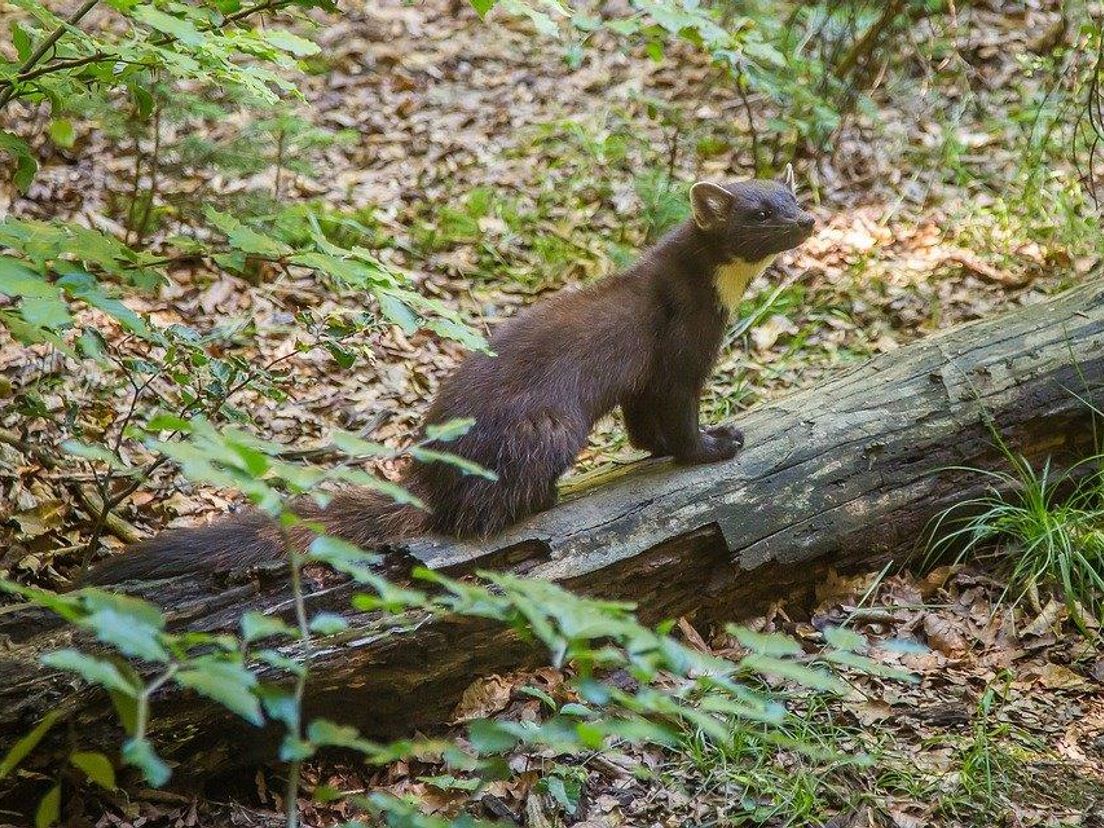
[833,0,906,83]
[274,125,287,202]
[734,67,761,175]
[0,0,101,109]
[134,99,163,246]
[0,0,294,107]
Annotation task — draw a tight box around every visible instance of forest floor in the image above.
[1,0,1103,825]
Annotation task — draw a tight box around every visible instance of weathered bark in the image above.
[2,279,1103,793]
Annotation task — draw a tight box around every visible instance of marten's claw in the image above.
[704,423,744,448]
[676,430,742,465]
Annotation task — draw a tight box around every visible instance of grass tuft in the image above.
[926,446,1104,626]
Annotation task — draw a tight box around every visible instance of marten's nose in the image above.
[800,213,815,229]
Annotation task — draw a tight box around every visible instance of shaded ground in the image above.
[69,565,1104,827]
[1,0,1102,825]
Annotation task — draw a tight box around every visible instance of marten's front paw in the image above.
[677,430,742,464]
[704,423,744,448]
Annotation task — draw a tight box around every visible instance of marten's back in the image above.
[430,272,659,425]
[407,265,666,536]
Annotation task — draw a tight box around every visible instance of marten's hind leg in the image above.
[422,411,583,538]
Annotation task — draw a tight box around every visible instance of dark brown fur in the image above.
[84,179,814,585]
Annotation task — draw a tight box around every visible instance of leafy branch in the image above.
[0,0,101,109]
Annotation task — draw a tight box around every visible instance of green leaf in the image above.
[422,774,482,792]
[176,658,263,726]
[378,292,419,334]
[424,417,475,443]
[740,653,847,694]
[78,328,108,361]
[41,650,138,696]
[329,431,391,458]
[823,625,867,652]
[34,782,60,828]
[122,737,171,787]
[0,131,37,193]
[109,688,140,736]
[0,581,84,622]
[0,256,51,297]
[468,719,517,753]
[728,625,803,656]
[335,468,426,509]
[241,611,297,643]
[70,751,116,791]
[146,412,192,432]
[205,207,292,258]
[0,310,74,354]
[307,535,381,579]
[47,119,75,149]
[324,341,355,369]
[17,294,71,329]
[80,588,165,629]
[0,711,62,780]
[824,650,916,681]
[132,5,204,46]
[499,0,561,37]
[410,446,497,480]
[61,439,130,469]
[255,648,307,676]
[263,29,321,57]
[280,735,315,762]
[469,0,495,16]
[56,269,154,339]
[84,607,169,662]
[257,686,299,728]
[11,22,32,60]
[308,612,348,636]
[306,718,357,746]
[544,775,580,814]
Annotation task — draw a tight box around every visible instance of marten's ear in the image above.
[690,182,733,230]
[782,163,796,194]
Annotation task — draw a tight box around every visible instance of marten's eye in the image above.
[755,209,770,220]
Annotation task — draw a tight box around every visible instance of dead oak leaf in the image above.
[922,614,969,658]
[451,674,514,723]
[1018,662,1091,692]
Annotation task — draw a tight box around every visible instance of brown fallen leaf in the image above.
[852,698,894,726]
[945,248,1030,287]
[889,808,927,828]
[1020,662,1090,691]
[1021,597,1066,637]
[451,674,514,722]
[676,616,711,654]
[922,613,969,658]
[751,313,798,352]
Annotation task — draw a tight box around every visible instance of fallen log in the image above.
[1,278,1103,792]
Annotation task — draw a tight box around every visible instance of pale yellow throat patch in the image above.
[712,255,777,312]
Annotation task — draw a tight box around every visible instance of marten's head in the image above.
[688,172,815,263]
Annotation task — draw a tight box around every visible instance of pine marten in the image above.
[84,176,815,585]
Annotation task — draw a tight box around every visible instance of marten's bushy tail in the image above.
[82,488,424,586]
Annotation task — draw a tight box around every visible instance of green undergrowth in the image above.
[927,442,1104,627]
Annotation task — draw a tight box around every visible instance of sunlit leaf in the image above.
[69,751,117,791]
[34,782,60,828]
[40,650,138,696]
[0,711,62,781]
[176,658,263,726]
[122,738,171,787]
